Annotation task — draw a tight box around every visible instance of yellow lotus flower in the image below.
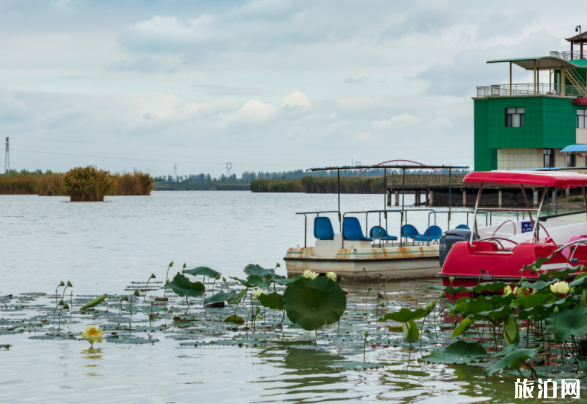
[326,272,337,282]
[302,270,318,279]
[550,281,570,295]
[503,285,512,295]
[252,287,268,299]
[81,325,104,346]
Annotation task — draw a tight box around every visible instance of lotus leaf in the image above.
[274,275,304,286]
[282,277,347,331]
[422,340,487,364]
[402,319,419,342]
[259,292,284,310]
[246,275,269,288]
[546,305,587,342]
[520,279,557,290]
[539,266,580,281]
[451,315,474,338]
[168,273,205,298]
[484,346,541,375]
[206,291,238,304]
[183,266,221,279]
[244,264,276,279]
[475,305,510,320]
[523,255,554,274]
[472,282,507,294]
[570,273,587,287]
[503,315,519,345]
[378,308,427,323]
[79,295,108,310]
[514,294,551,309]
[228,289,247,304]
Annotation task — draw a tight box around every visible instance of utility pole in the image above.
[173,163,178,182]
[226,162,232,178]
[4,137,10,173]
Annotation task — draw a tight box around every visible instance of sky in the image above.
[0,0,582,177]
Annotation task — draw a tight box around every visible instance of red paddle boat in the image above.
[439,170,587,290]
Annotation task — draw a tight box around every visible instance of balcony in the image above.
[550,50,586,61]
[476,83,583,98]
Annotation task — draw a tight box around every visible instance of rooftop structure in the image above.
[474,29,587,172]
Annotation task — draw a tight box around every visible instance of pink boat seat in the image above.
[562,235,587,259]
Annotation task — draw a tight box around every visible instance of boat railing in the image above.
[469,207,540,244]
[295,210,340,248]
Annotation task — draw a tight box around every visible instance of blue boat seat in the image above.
[456,224,470,230]
[401,224,421,240]
[343,217,373,241]
[415,225,443,242]
[314,217,335,240]
[369,226,398,241]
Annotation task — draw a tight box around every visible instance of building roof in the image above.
[566,32,587,42]
[463,170,587,189]
[561,145,587,153]
[487,56,578,70]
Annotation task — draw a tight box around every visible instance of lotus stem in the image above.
[164,262,173,298]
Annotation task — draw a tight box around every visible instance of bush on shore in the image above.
[250,175,386,194]
[62,166,114,202]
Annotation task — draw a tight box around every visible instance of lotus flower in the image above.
[550,281,570,295]
[503,285,512,295]
[326,272,337,282]
[81,325,104,346]
[252,287,268,299]
[303,270,318,279]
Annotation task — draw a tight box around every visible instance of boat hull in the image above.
[285,256,440,281]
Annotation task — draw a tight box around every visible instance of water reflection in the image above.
[82,347,103,376]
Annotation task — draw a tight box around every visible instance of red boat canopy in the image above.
[464,170,587,189]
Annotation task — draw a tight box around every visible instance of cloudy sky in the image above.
[0,0,580,177]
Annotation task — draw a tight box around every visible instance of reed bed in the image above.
[250,175,386,194]
[0,170,153,197]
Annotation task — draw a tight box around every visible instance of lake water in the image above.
[0,192,523,403]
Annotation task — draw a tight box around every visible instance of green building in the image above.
[474,31,587,171]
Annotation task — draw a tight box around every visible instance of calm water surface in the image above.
[1,192,526,403]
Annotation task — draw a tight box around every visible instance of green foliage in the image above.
[250,175,387,194]
[206,291,238,304]
[183,266,221,279]
[422,341,487,364]
[224,315,244,324]
[402,319,419,342]
[451,315,474,338]
[484,346,542,376]
[80,295,107,310]
[167,273,205,298]
[282,277,347,331]
[503,316,520,346]
[259,292,284,310]
[546,305,587,342]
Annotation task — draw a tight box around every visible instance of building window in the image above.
[506,108,524,127]
[578,110,586,129]
[567,154,576,167]
[544,149,553,168]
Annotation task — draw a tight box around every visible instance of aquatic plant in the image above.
[163,261,174,299]
[326,272,337,282]
[62,166,114,202]
[167,273,205,312]
[302,270,318,280]
[81,325,104,347]
[143,273,156,302]
[80,295,108,310]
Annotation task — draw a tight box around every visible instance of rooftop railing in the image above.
[476,83,582,98]
[550,50,585,61]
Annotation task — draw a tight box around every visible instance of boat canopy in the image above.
[464,170,587,189]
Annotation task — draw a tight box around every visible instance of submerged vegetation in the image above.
[250,175,386,194]
[0,167,153,197]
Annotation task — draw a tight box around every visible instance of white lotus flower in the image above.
[302,270,319,279]
[252,287,268,299]
[326,272,337,282]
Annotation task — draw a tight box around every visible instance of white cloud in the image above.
[227,99,278,125]
[371,114,421,130]
[280,91,311,108]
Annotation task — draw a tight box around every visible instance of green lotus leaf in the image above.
[518,305,549,320]
[79,295,107,310]
[421,341,487,364]
[503,315,520,346]
[514,294,551,309]
[274,275,304,286]
[472,282,506,293]
[451,315,474,338]
[224,315,245,325]
[539,266,580,281]
[474,305,510,320]
[402,319,419,342]
[228,289,247,304]
[520,279,557,290]
[259,292,284,310]
[523,255,554,274]
[570,273,587,287]
[426,285,472,294]
[282,277,347,331]
[378,308,427,323]
[244,264,276,279]
[546,305,587,342]
[168,273,205,298]
[206,291,238,304]
[484,346,542,376]
[246,275,269,288]
[183,266,221,279]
